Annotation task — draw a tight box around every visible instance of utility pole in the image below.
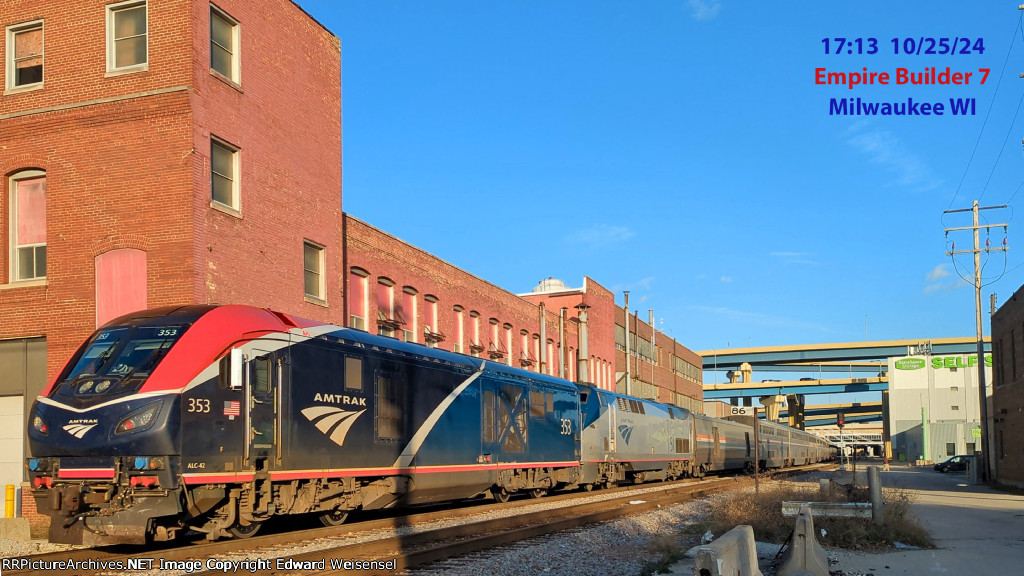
[944,200,1008,481]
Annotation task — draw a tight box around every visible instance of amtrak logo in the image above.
[617,424,635,445]
[63,420,99,439]
[301,406,365,447]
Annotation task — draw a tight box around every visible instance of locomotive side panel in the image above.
[579,388,694,484]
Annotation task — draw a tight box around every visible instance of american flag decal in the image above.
[224,400,240,416]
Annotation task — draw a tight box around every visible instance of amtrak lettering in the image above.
[63,419,99,439]
[312,392,366,406]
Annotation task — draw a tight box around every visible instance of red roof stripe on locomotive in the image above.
[58,468,116,479]
[139,306,332,394]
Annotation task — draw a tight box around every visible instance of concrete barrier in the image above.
[776,504,829,576]
[0,517,31,541]
[694,524,763,576]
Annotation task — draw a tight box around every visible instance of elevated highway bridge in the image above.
[697,337,990,435]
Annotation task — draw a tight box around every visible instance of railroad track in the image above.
[5,464,833,576]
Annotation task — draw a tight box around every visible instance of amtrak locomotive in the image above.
[25,305,830,546]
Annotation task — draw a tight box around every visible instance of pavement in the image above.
[667,462,1024,575]
[829,464,1024,575]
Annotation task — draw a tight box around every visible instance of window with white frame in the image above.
[424,295,440,347]
[401,287,417,342]
[9,171,46,282]
[504,324,513,366]
[452,305,464,353]
[210,137,239,210]
[107,1,147,72]
[302,240,324,300]
[469,311,481,356]
[6,21,43,90]
[377,278,397,337]
[210,5,239,82]
[349,267,368,330]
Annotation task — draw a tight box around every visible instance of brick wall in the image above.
[0,93,196,377]
[613,306,704,406]
[345,215,594,378]
[992,283,1024,487]
[189,0,343,324]
[19,483,48,538]
[0,0,343,384]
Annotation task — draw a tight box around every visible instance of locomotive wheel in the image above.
[318,510,349,527]
[492,487,512,503]
[581,483,594,492]
[528,488,546,499]
[228,522,263,539]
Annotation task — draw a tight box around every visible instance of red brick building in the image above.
[0,0,341,518]
[992,284,1024,488]
[344,216,618,387]
[0,0,704,523]
[344,215,703,410]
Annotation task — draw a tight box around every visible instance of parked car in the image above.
[934,455,974,473]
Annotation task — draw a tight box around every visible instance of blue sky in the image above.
[297,0,1024,362]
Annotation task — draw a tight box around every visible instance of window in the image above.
[946,443,956,457]
[10,171,46,281]
[302,240,324,300]
[344,357,362,391]
[424,296,441,347]
[377,278,397,337]
[210,137,239,210]
[469,311,481,356]
[375,370,404,440]
[210,5,239,82]
[348,268,368,330]
[401,287,417,342]
[107,1,147,72]
[530,390,545,419]
[452,305,464,353]
[6,21,43,90]
[482,389,495,443]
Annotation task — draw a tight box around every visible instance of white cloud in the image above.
[720,276,733,283]
[564,224,635,249]
[926,264,950,281]
[846,126,941,192]
[924,263,968,293]
[688,0,721,20]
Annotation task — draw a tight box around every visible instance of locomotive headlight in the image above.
[95,380,113,393]
[79,380,95,394]
[32,415,48,435]
[115,401,162,435]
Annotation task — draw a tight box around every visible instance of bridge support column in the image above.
[760,395,786,422]
[787,394,805,430]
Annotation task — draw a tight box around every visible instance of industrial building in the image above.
[885,353,990,465]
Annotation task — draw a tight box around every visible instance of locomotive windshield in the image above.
[54,325,188,401]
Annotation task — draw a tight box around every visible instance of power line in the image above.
[947,11,1023,210]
